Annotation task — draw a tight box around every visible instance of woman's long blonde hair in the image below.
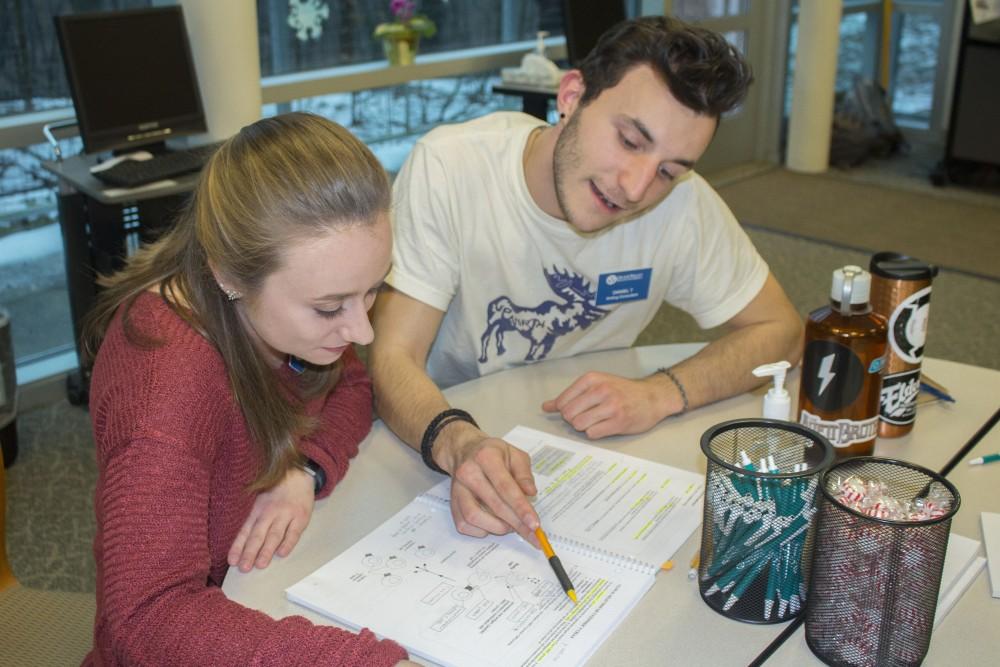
[83,112,390,489]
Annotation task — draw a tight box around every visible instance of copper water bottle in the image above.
[798,266,888,458]
[869,252,938,437]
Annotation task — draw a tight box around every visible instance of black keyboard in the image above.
[92,143,221,188]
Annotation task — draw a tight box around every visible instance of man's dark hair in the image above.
[577,16,753,117]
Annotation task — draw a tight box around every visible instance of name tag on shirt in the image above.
[595,268,652,306]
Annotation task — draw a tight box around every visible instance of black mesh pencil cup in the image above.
[805,457,960,667]
[698,419,834,623]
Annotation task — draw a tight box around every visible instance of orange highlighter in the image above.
[535,527,578,603]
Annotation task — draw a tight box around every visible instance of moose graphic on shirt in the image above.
[478,266,610,364]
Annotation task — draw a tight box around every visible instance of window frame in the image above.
[0,38,566,151]
[888,0,960,133]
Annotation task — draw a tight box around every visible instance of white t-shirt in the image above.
[389,112,768,388]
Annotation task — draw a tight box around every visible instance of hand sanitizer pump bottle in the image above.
[753,361,792,421]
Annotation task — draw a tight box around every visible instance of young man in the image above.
[370,17,803,547]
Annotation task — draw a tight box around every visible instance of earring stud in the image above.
[218,283,242,301]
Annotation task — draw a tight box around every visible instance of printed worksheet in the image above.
[286,500,655,667]
[426,426,705,570]
[287,426,704,666]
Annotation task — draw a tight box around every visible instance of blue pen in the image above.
[920,381,955,403]
[969,453,1000,465]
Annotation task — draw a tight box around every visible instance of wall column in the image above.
[178,0,262,143]
[785,0,843,173]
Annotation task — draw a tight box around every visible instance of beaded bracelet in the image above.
[420,408,479,475]
[657,367,689,416]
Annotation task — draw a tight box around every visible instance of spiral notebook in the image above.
[286,426,705,667]
[934,532,986,628]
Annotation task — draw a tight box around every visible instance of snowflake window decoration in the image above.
[288,0,330,42]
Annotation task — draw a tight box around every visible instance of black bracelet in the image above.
[657,367,689,415]
[300,457,326,496]
[420,408,478,475]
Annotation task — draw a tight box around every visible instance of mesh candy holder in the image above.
[699,419,834,623]
[805,457,960,667]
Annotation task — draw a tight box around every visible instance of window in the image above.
[836,9,881,93]
[0,139,76,367]
[2,1,153,380]
[264,71,523,173]
[258,0,565,76]
[783,0,955,131]
[260,0,565,171]
[890,7,942,126]
[0,0,566,379]
[669,2,751,118]
[672,0,749,22]
[783,3,880,117]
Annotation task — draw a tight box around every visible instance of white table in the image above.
[223,344,1000,665]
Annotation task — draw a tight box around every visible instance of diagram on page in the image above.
[338,507,568,635]
[287,502,655,667]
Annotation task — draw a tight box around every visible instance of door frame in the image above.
[661,0,793,173]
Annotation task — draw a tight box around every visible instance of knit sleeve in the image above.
[298,345,374,500]
[93,435,406,666]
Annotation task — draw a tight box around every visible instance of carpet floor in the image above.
[717,167,1000,281]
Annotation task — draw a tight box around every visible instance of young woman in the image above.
[83,113,416,666]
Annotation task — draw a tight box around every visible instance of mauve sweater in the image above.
[84,292,407,666]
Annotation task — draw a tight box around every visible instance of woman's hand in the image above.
[228,466,315,572]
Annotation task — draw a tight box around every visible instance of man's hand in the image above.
[228,466,315,573]
[543,274,803,439]
[542,371,675,439]
[436,425,541,547]
[370,288,542,547]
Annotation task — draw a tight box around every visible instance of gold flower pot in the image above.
[382,34,420,66]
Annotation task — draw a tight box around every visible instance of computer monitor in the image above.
[54,6,207,155]
[561,0,626,66]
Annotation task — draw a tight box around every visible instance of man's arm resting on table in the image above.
[659,271,804,410]
[543,273,804,438]
[369,287,540,545]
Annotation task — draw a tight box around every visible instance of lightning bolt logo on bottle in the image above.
[802,342,864,412]
[816,354,836,395]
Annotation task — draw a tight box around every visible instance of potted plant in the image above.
[373,0,436,66]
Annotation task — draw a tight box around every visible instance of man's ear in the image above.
[556,69,586,120]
